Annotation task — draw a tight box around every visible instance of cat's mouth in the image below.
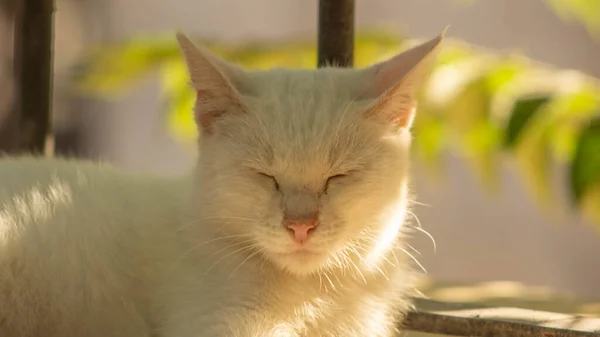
[261,234,338,274]
[279,248,321,257]
[270,247,330,275]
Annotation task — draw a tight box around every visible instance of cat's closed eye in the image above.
[258,172,280,190]
[325,174,348,192]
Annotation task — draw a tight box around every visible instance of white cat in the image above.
[0,29,444,337]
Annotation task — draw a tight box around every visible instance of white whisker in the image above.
[398,247,427,274]
[175,235,255,263]
[406,210,422,228]
[322,271,336,292]
[411,226,437,253]
[379,254,398,268]
[318,272,323,292]
[207,240,256,259]
[197,216,263,222]
[345,248,368,284]
[330,270,343,289]
[228,248,264,280]
[409,200,431,207]
[352,245,389,281]
[176,216,262,232]
[204,244,257,275]
[406,243,421,255]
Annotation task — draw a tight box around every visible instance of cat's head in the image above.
[177,30,444,276]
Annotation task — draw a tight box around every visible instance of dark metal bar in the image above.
[317,0,355,68]
[13,0,55,155]
[0,9,18,155]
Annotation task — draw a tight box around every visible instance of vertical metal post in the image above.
[13,0,55,155]
[317,0,355,68]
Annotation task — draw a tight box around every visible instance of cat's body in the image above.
[0,158,183,336]
[0,30,445,336]
[0,157,411,336]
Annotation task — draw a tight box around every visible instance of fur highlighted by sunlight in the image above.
[0,28,445,337]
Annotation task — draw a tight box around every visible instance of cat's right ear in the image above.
[176,32,246,133]
[361,27,447,132]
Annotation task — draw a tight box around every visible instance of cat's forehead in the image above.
[244,70,350,128]
[234,69,379,173]
[242,69,371,128]
[246,69,365,108]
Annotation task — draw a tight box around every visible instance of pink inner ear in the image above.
[395,105,416,128]
[194,87,247,134]
[196,112,214,131]
[366,87,415,129]
[369,35,442,100]
[194,90,219,133]
[370,52,421,99]
[372,63,407,98]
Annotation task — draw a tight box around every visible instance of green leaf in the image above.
[160,60,198,142]
[443,74,500,188]
[166,90,196,142]
[440,58,526,189]
[73,36,181,97]
[580,181,600,229]
[570,115,600,204]
[484,58,525,93]
[504,96,552,149]
[511,98,556,208]
[547,87,600,162]
[412,102,448,175]
[546,0,600,37]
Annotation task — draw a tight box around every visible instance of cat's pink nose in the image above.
[285,219,318,245]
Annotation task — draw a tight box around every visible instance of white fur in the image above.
[0,30,444,337]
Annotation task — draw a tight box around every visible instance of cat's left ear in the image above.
[176,32,247,133]
[362,27,447,130]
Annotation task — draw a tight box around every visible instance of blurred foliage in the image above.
[545,0,600,36]
[72,31,600,230]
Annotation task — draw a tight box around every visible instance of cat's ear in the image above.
[363,27,447,130]
[176,32,246,133]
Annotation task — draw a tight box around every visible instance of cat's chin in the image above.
[272,250,329,275]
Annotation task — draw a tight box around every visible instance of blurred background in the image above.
[1,0,599,316]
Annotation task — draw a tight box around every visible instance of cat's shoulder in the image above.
[0,155,189,210]
[0,156,122,196]
[0,155,188,245]
[0,155,119,172]
[0,155,117,179]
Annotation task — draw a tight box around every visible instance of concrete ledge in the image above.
[404,297,600,336]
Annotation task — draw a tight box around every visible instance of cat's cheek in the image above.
[335,184,384,229]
